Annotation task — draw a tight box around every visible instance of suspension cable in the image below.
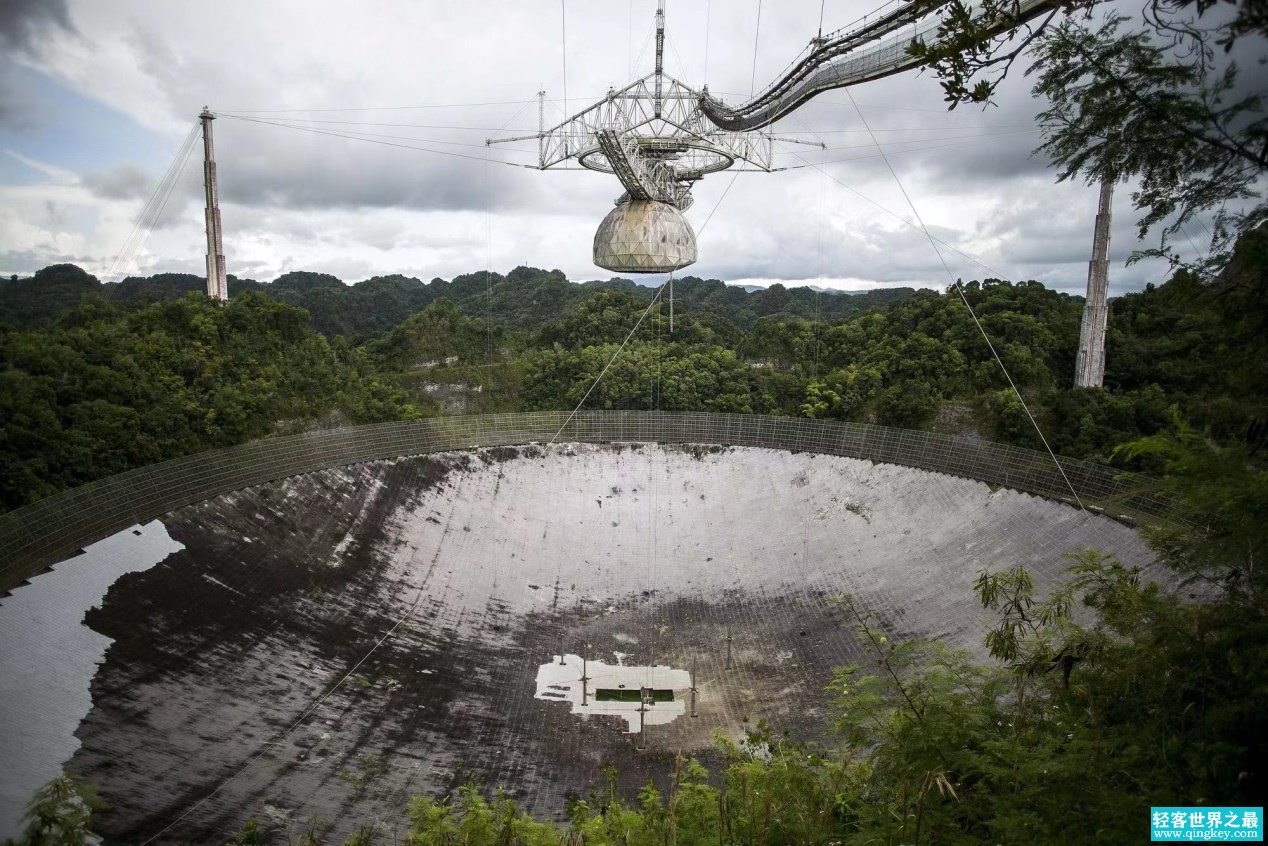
[216,113,532,167]
[783,148,1010,282]
[214,114,541,133]
[750,0,764,96]
[561,0,569,122]
[548,274,673,445]
[107,122,200,281]
[703,0,713,83]
[216,98,536,113]
[814,173,824,381]
[480,100,535,369]
[138,589,427,844]
[549,169,742,445]
[842,88,1087,510]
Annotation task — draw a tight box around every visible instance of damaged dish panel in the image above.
[0,443,1157,843]
[534,654,692,733]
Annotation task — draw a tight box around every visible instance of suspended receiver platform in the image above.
[488,1,811,274]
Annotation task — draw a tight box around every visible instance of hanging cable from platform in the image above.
[749,0,763,97]
[548,166,742,445]
[841,87,1087,510]
[216,113,533,167]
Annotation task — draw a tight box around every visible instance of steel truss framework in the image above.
[487,3,813,211]
[701,0,1058,131]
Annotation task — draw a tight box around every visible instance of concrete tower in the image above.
[1075,178,1113,388]
[200,107,228,302]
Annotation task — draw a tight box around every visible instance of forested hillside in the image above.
[7,0,1266,836]
[2,226,1265,512]
[0,294,424,510]
[0,265,914,339]
[3,242,1264,846]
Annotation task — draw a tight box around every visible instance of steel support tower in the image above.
[1074,178,1113,388]
[200,107,228,302]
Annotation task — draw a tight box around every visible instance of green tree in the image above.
[876,381,941,428]
[0,293,422,510]
[14,774,104,846]
[1115,416,1268,596]
[911,0,1267,270]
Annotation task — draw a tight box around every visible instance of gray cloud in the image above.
[217,130,531,213]
[0,64,41,132]
[0,0,71,50]
[83,164,152,200]
[68,0,1056,222]
[0,0,72,133]
[3,0,1237,292]
[0,247,95,276]
[689,188,981,285]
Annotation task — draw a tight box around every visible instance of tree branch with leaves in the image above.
[910,0,1268,272]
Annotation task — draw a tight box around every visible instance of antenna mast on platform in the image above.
[200,107,228,302]
[1074,178,1113,388]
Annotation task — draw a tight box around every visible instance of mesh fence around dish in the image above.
[0,411,1174,591]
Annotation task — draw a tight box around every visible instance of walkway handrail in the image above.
[700,0,1059,131]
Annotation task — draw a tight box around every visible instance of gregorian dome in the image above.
[593,199,698,273]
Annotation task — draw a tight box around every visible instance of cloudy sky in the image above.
[0,0,1221,294]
